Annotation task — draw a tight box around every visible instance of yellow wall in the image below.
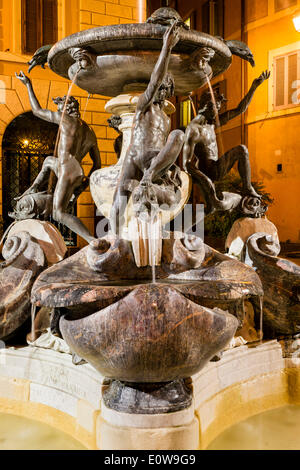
[0,0,146,247]
[170,0,300,242]
[245,1,300,242]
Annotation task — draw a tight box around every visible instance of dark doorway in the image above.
[2,111,77,246]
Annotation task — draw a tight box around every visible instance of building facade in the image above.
[149,0,300,243]
[0,0,146,248]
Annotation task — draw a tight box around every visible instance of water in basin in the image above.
[0,413,86,450]
[207,405,300,450]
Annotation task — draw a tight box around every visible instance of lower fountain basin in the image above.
[31,234,263,383]
[58,282,238,382]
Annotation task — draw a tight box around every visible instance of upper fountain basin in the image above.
[47,23,232,96]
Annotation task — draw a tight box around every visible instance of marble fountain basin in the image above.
[47,23,232,96]
[31,234,263,383]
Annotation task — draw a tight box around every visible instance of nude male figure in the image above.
[182,71,270,212]
[15,71,101,242]
[110,21,185,235]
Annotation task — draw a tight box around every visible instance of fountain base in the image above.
[103,379,193,414]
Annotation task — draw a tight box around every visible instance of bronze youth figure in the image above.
[110,21,185,235]
[182,71,270,212]
[15,71,101,242]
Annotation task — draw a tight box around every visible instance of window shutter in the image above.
[42,0,58,46]
[288,53,297,104]
[275,57,285,108]
[274,0,297,13]
[22,0,57,54]
[202,2,210,34]
[245,0,268,24]
[23,0,41,54]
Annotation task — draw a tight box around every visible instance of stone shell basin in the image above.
[47,23,232,96]
[31,236,263,383]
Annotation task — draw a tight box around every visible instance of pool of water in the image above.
[0,413,86,450]
[207,405,300,450]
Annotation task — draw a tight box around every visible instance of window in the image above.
[22,0,58,54]
[245,0,268,24]
[184,11,196,30]
[180,99,192,128]
[202,0,224,37]
[274,0,297,13]
[273,51,300,110]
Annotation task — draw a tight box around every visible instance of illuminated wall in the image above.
[245,1,300,243]
[149,0,300,243]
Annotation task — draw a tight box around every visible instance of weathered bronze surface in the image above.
[47,23,232,97]
[27,45,52,73]
[183,71,270,216]
[30,231,267,383]
[9,192,53,221]
[246,233,300,338]
[110,22,185,234]
[103,379,193,414]
[14,72,101,242]
[36,282,238,383]
[0,231,46,340]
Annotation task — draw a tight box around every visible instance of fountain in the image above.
[0,6,298,450]
[25,9,265,415]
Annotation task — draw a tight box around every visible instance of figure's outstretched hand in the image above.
[254,70,270,86]
[15,71,31,86]
[163,19,181,49]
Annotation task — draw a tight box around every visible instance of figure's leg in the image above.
[141,130,184,184]
[52,174,95,243]
[110,159,141,235]
[15,156,58,200]
[182,127,198,172]
[186,156,221,213]
[212,145,260,197]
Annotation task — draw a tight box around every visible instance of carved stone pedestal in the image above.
[103,379,193,414]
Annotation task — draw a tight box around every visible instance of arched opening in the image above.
[2,111,77,245]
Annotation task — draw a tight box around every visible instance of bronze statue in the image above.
[183,70,270,214]
[110,21,185,234]
[107,115,123,160]
[15,71,101,242]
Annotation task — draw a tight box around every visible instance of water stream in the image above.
[138,0,145,23]
[259,295,264,343]
[149,211,158,284]
[82,93,92,121]
[205,75,225,157]
[30,304,37,343]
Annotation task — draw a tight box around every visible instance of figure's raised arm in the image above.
[15,71,60,124]
[137,21,180,112]
[219,70,270,126]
